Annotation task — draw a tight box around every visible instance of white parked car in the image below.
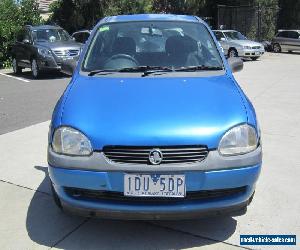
[213,30,265,60]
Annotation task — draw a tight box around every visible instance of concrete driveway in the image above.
[0,53,299,249]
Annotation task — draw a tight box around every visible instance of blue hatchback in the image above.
[48,14,262,220]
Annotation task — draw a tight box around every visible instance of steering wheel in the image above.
[103,54,139,69]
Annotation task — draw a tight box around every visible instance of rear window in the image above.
[288,31,300,39]
[82,21,223,72]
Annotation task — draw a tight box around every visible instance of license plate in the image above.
[255,52,260,55]
[124,174,186,197]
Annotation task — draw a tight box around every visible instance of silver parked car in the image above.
[213,30,265,60]
[272,30,300,53]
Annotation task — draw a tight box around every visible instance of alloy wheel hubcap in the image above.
[229,50,236,57]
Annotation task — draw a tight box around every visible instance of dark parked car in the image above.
[11,25,82,78]
[72,30,91,44]
[272,30,300,53]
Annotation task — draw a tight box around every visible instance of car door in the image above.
[22,28,33,66]
[276,31,289,50]
[288,31,300,51]
[14,29,25,66]
[15,28,32,67]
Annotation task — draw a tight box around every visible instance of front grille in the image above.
[65,186,247,204]
[252,46,261,49]
[103,145,209,164]
[53,49,79,57]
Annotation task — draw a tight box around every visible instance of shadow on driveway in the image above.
[26,166,237,249]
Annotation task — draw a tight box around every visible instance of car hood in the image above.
[61,74,247,149]
[35,41,81,50]
[229,40,263,47]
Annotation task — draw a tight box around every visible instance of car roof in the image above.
[277,29,300,32]
[72,30,91,35]
[27,25,61,30]
[102,14,200,23]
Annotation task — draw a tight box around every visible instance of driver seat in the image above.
[112,37,136,56]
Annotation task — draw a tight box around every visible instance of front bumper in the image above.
[237,48,265,58]
[37,55,61,71]
[37,54,79,71]
[49,163,261,220]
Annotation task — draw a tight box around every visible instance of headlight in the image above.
[218,124,258,156]
[38,48,52,57]
[52,127,92,156]
[243,46,251,50]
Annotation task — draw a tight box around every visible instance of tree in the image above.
[278,0,300,29]
[0,0,41,66]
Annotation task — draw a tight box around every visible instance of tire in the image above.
[31,58,40,79]
[51,183,63,210]
[228,48,238,58]
[251,57,259,61]
[273,43,281,53]
[12,57,22,75]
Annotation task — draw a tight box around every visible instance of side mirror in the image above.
[220,37,226,41]
[227,57,243,73]
[61,58,77,76]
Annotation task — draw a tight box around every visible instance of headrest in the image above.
[165,36,197,55]
[112,37,136,54]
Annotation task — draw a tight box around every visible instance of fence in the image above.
[217,4,279,41]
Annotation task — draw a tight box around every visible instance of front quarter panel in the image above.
[49,80,76,142]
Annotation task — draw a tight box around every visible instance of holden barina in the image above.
[48,14,262,220]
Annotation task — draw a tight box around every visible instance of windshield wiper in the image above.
[88,66,173,76]
[119,66,174,77]
[88,69,119,76]
[175,65,223,72]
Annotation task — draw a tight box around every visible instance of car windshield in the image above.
[32,29,71,42]
[82,21,223,72]
[224,31,247,40]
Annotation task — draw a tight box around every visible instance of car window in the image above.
[214,31,225,41]
[32,28,71,42]
[223,31,247,40]
[288,31,300,39]
[83,21,223,72]
[277,31,289,38]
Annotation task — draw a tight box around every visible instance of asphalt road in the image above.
[0,70,69,135]
[0,53,299,250]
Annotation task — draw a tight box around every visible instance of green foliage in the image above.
[278,0,300,29]
[49,0,154,34]
[0,0,41,66]
[152,0,206,15]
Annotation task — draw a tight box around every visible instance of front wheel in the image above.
[273,43,281,53]
[228,48,238,58]
[251,57,259,61]
[31,58,41,79]
[12,57,22,74]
